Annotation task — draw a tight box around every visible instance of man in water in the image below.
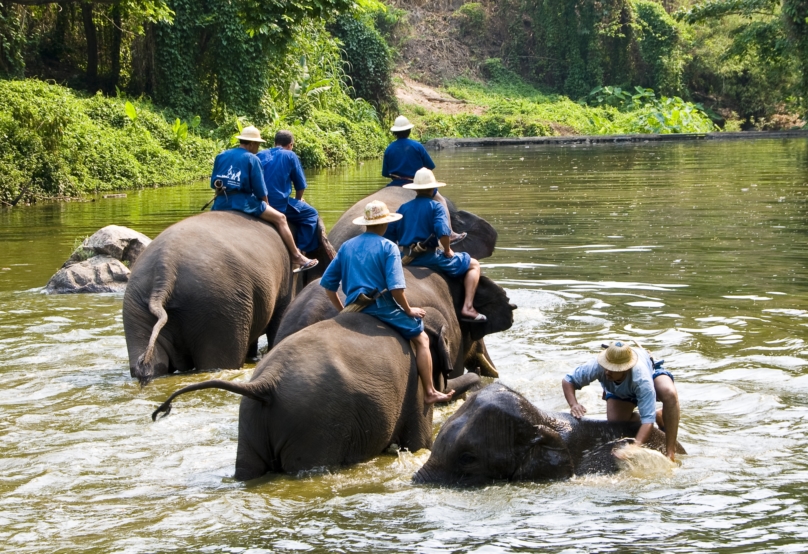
[384,168,485,323]
[257,130,321,264]
[320,200,454,405]
[210,125,317,273]
[382,115,465,244]
[561,340,680,461]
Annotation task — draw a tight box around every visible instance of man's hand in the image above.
[570,403,587,419]
[406,306,426,319]
[443,247,454,258]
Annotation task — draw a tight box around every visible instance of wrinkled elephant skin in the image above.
[151,314,482,480]
[414,384,686,485]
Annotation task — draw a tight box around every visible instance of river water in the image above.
[1,138,807,552]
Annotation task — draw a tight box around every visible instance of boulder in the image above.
[67,225,151,267]
[46,225,151,294]
[46,256,130,294]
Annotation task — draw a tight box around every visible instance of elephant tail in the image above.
[134,270,174,385]
[152,379,264,421]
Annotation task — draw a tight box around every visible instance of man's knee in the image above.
[413,331,429,349]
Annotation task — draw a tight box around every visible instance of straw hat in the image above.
[403,168,446,190]
[597,341,638,372]
[352,200,403,226]
[235,125,266,143]
[390,115,415,132]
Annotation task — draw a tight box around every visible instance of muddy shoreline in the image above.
[425,129,808,150]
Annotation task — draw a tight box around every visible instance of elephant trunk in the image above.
[151,379,264,421]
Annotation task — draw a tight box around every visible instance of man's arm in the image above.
[634,423,653,446]
[391,288,425,319]
[439,235,454,258]
[562,379,588,419]
[325,289,344,312]
[291,155,307,201]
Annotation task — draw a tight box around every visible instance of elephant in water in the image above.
[151,313,482,480]
[414,385,686,485]
[273,266,514,379]
[123,211,335,385]
[328,187,498,261]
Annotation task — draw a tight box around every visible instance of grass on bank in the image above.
[400,63,720,142]
[0,79,389,204]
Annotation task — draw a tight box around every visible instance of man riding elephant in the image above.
[320,200,454,405]
[256,130,322,267]
[383,115,465,244]
[210,125,316,273]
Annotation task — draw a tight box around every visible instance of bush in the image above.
[633,0,687,95]
[0,80,218,203]
[453,3,486,36]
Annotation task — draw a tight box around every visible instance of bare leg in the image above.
[461,258,481,319]
[606,398,640,422]
[433,192,465,242]
[412,332,453,404]
[654,375,680,461]
[259,206,312,266]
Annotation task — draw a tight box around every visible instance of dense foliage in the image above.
[403,72,716,142]
[0,79,217,204]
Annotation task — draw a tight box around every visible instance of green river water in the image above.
[0,138,807,552]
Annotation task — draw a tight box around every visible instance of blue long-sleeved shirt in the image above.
[210,147,267,199]
[256,147,307,212]
[320,233,407,306]
[382,138,435,186]
[384,196,451,248]
[564,348,657,424]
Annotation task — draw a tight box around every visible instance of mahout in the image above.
[414,384,686,485]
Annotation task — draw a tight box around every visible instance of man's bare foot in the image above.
[460,307,480,319]
[424,389,454,404]
[292,257,318,273]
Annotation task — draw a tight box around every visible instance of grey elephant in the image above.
[123,210,334,385]
[273,266,513,380]
[328,187,498,261]
[414,384,686,485]
[151,313,482,480]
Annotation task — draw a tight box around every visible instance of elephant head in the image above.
[413,385,575,485]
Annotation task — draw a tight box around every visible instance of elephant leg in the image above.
[246,340,259,360]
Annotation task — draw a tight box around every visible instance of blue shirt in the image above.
[564,349,657,424]
[385,196,451,248]
[382,138,435,186]
[256,147,307,212]
[210,147,267,199]
[320,233,407,306]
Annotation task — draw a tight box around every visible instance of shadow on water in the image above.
[0,138,807,552]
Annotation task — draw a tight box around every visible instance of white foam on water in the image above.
[614,444,676,477]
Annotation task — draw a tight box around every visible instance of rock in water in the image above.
[45,225,151,294]
[67,225,151,266]
[46,256,130,294]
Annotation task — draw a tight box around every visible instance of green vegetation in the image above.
[0,79,217,205]
[403,68,716,142]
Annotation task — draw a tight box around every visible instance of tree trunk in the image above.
[109,3,122,92]
[81,2,98,92]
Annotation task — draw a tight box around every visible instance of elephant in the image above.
[328,187,498,261]
[151,313,482,480]
[413,384,687,485]
[273,266,515,380]
[123,210,335,385]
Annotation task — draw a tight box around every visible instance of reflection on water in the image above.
[0,139,807,552]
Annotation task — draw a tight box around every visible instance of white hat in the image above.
[597,341,638,372]
[403,168,446,190]
[235,125,266,143]
[352,200,403,226]
[390,115,415,132]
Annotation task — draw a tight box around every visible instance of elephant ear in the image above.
[422,307,453,381]
[450,210,498,260]
[511,424,574,481]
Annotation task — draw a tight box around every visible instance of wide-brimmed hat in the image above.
[597,341,638,372]
[352,200,403,226]
[235,125,266,143]
[403,168,446,190]
[390,115,415,132]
